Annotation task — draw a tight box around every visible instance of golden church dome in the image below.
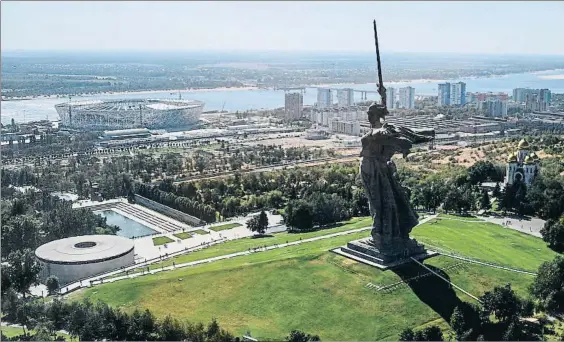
[518,139,529,149]
[507,153,517,163]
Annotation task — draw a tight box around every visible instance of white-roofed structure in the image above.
[35,235,134,285]
[55,99,204,130]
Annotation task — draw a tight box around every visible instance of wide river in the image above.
[2,69,564,125]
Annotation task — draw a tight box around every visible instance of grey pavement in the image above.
[481,215,545,238]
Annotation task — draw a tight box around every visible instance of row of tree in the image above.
[1,190,119,259]
[136,182,217,223]
[1,295,235,342]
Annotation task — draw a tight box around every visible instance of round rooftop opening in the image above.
[74,241,97,249]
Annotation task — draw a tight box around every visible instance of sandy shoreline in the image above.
[2,86,260,101]
[538,74,564,80]
[3,68,563,102]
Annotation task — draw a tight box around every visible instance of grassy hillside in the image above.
[70,216,557,340]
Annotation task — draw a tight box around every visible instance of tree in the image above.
[514,183,528,216]
[6,249,42,298]
[157,315,185,341]
[420,325,444,341]
[479,190,491,211]
[540,217,564,252]
[526,176,564,220]
[480,284,521,323]
[468,161,498,185]
[400,326,444,341]
[530,256,564,316]
[492,182,502,199]
[45,276,59,295]
[450,306,467,340]
[398,328,415,341]
[246,210,269,235]
[285,330,320,342]
[257,210,269,232]
[284,200,314,232]
[499,184,514,214]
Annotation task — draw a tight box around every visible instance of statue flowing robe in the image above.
[360,124,434,252]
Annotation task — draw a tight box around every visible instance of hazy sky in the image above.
[2,1,564,55]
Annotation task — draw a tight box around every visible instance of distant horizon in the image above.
[3,49,564,58]
[2,2,563,54]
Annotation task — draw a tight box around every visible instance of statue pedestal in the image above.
[332,238,438,270]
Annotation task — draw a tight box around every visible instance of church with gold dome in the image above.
[505,138,540,185]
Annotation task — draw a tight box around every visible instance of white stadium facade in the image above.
[55,99,204,130]
[35,235,135,285]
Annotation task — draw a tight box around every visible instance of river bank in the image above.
[2,68,564,125]
[1,86,261,102]
[4,68,564,102]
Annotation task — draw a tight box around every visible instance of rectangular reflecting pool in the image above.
[97,210,157,238]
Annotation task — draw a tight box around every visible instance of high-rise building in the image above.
[284,92,303,120]
[386,87,396,109]
[449,82,466,105]
[398,87,415,109]
[539,89,551,111]
[438,82,466,106]
[479,98,507,117]
[438,83,451,106]
[513,88,535,103]
[525,93,539,112]
[517,88,551,112]
[317,88,333,108]
[337,88,354,107]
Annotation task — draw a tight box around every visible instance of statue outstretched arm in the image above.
[365,130,413,151]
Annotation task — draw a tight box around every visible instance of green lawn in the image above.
[173,232,192,240]
[71,216,555,340]
[411,216,558,272]
[209,222,242,232]
[438,213,482,221]
[152,236,174,246]
[192,229,210,235]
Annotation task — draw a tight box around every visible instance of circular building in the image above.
[35,235,134,285]
[55,98,204,130]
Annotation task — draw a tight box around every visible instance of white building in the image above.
[438,83,450,106]
[317,88,333,108]
[35,235,134,285]
[284,92,303,120]
[386,87,396,109]
[399,87,415,109]
[449,82,467,105]
[330,119,361,136]
[505,139,540,185]
[337,88,354,107]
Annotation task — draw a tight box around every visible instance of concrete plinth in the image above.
[332,238,438,270]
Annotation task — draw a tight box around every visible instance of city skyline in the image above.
[2,1,564,55]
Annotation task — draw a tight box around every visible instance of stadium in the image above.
[55,98,204,130]
[35,235,135,285]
